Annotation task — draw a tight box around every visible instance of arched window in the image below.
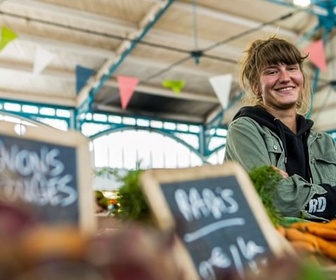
[91,130,205,170]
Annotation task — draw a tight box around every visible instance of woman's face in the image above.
[258,63,303,111]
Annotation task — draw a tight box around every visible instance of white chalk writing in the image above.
[199,237,266,280]
[0,140,77,206]
[175,187,238,222]
[184,218,245,242]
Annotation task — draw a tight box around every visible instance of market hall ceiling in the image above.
[0,0,335,130]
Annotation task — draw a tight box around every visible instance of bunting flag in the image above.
[304,39,327,72]
[117,75,139,110]
[33,47,55,75]
[0,26,18,51]
[162,80,185,94]
[76,65,95,94]
[209,74,233,109]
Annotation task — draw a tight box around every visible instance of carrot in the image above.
[325,219,336,228]
[291,222,336,240]
[291,221,325,230]
[315,238,336,260]
[276,225,286,237]
[285,228,319,249]
[286,227,336,260]
[290,240,317,254]
[327,241,336,246]
[289,219,336,231]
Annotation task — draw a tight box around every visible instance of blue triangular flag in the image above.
[76,65,95,94]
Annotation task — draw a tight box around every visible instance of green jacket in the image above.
[224,116,336,221]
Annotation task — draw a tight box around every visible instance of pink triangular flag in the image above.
[117,75,139,110]
[304,39,327,72]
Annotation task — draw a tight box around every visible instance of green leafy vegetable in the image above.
[248,165,283,226]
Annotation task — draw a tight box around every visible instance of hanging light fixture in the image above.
[293,0,311,7]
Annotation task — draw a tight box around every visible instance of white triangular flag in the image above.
[33,47,55,75]
[209,74,233,109]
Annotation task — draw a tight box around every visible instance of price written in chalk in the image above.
[199,237,266,280]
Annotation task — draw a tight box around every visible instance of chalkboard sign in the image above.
[0,121,96,234]
[140,162,286,280]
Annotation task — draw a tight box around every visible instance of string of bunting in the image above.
[0,25,57,75]
[0,4,329,111]
[0,9,304,104]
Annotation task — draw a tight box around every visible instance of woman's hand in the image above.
[271,165,289,178]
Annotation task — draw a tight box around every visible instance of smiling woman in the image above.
[240,35,311,117]
[259,63,303,115]
[224,35,336,222]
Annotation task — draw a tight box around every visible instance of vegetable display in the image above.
[1,164,335,279]
[278,220,336,267]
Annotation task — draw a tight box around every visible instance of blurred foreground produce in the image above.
[0,199,182,280]
[0,199,332,279]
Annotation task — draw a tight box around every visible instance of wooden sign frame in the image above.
[140,161,286,279]
[0,120,96,235]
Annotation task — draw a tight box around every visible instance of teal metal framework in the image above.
[0,99,228,162]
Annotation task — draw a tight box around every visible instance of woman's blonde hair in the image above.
[239,35,311,115]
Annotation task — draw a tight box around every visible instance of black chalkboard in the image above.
[140,162,286,280]
[0,121,95,234]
